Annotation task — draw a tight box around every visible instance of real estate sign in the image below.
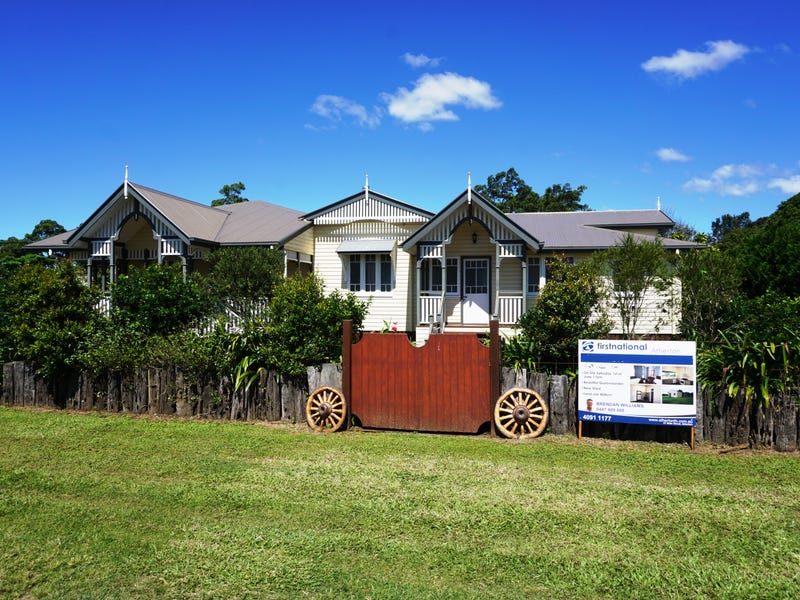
[578,339,697,427]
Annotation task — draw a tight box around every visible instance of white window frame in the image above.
[527,255,574,295]
[421,257,460,295]
[527,256,543,295]
[347,253,393,294]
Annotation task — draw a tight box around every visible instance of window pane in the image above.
[446,258,458,294]
[349,255,361,292]
[528,257,540,293]
[365,254,376,292]
[380,254,392,292]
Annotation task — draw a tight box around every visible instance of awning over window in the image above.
[336,239,395,253]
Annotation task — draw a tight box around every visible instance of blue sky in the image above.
[1,0,798,240]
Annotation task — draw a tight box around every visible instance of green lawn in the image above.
[1,407,798,599]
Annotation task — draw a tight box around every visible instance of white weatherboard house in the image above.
[27,176,699,340]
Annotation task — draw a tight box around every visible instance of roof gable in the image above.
[65,182,229,246]
[402,189,543,250]
[302,189,433,225]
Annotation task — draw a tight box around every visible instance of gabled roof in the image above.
[402,188,543,251]
[507,210,700,251]
[26,182,310,250]
[24,228,80,249]
[129,183,229,243]
[301,188,433,223]
[214,200,310,245]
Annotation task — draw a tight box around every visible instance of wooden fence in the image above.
[2,360,798,450]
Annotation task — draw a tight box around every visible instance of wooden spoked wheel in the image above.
[306,386,347,432]
[494,388,549,439]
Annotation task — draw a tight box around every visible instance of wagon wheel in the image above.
[494,388,549,439]
[306,386,347,432]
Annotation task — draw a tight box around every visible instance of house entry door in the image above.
[462,258,490,323]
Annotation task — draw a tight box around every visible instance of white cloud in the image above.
[403,53,442,68]
[383,72,501,129]
[682,163,765,196]
[309,95,382,129]
[642,40,750,79]
[656,147,690,162]
[768,175,800,195]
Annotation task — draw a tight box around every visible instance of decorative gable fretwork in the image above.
[422,201,518,243]
[85,196,182,242]
[316,221,418,244]
[312,194,430,225]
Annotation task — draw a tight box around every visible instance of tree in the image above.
[663,216,698,242]
[538,183,589,212]
[0,260,98,378]
[503,256,611,373]
[475,168,589,213]
[596,234,675,339]
[263,274,369,375]
[678,247,740,343]
[212,182,248,206]
[110,263,211,336]
[206,246,284,312]
[710,211,751,245]
[718,194,800,298]
[28,219,66,241]
[1,219,66,268]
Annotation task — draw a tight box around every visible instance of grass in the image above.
[1,407,798,599]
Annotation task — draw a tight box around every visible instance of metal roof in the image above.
[506,210,699,250]
[213,200,309,245]
[25,183,310,251]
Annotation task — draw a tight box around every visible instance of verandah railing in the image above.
[418,294,525,326]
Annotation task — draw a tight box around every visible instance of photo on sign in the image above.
[660,365,694,405]
[629,365,660,403]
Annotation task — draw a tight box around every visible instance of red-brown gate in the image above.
[341,321,500,434]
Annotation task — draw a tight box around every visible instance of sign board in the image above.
[578,339,697,427]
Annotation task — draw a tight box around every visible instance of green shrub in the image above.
[111,263,211,336]
[0,260,99,378]
[504,256,611,373]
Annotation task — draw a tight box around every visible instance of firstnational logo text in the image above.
[587,341,649,352]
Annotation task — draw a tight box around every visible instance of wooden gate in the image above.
[341,321,500,433]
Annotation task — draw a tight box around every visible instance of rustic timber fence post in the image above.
[342,319,353,430]
[489,320,500,436]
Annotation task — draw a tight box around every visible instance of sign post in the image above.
[577,339,697,448]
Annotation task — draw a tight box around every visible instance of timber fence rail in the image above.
[2,361,798,450]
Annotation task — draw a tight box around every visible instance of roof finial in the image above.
[124,165,129,200]
[467,171,472,205]
[657,195,661,211]
[364,173,369,202]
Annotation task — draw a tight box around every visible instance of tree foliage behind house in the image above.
[476,168,589,212]
[722,193,800,298]
[211,182,248,206]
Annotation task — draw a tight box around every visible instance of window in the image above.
[528,256,574,294]
[421,258,459,294]
[348,253,392,293]
[527,257,542,294]
[545,256,574,281]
